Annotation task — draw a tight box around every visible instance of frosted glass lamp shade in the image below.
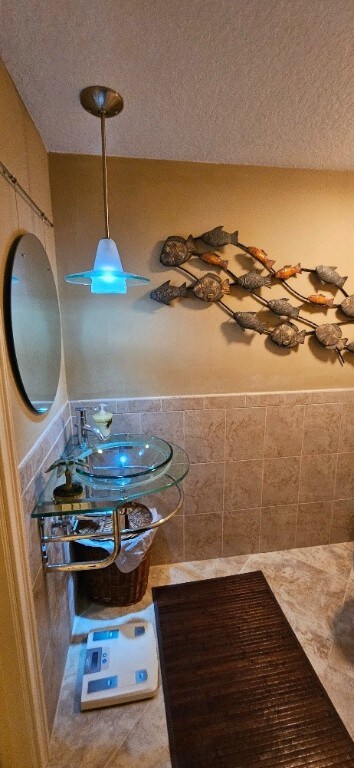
[64,238,150,294]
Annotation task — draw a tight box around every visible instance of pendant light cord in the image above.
[100,112,110,239]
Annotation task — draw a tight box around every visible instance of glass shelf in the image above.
[31,441,189,519]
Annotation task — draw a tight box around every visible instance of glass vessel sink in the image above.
[75,434,173,489]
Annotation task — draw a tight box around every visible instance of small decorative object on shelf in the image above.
[46,457,87,501]
[150,225,354,365]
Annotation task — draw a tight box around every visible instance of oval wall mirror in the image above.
[4,233,62,414]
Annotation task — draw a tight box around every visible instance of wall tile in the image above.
[204,394,246,409]
[283,392,313,405]
[116,398,162,413]
[334,453,354,500]
[302,403,342,455]
[299,453,337,503]
[224,459,263,510]
[339,403,354,453]
[223,509,261,556]
[246,393,285,407]
[264,405,304,457]
[260,505,297,552]
[330,500,354,543]
[185,513,222,561]
[296,502,332,547]
[150,516,184,565]
[262,456,300,506]
[184,462,224,516]
[140,410,184,445]
[110,412,141,434]
[162,396,203,411]
[184,409,225,463]
[225,407,266,460]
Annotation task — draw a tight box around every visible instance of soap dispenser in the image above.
[93,403,113,438]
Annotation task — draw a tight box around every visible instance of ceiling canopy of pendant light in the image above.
[64,85,150,294]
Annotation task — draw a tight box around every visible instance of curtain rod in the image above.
[0,160,54,228]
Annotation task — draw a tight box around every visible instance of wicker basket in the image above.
[72,503,152,606]
[73,540,151,606]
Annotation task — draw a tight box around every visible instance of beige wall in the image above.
[0,60,68,462]
[50,154,354,400]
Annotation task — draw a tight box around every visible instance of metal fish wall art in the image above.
[151,225,354,363]
[315,324,347,351]
[275,263,302,280]
[247,247,275,270]
[267,298,300,319]
[340,295,354,317]
[192,273,230,302]
[160,235,196,267]
[150,280,188,305]
[199,226,238,248]
[236,271,272,291]
[314,265,348,289]
[270,322,306,349]
[199,252,229,270]
[233,312,267,334]
[307,294,334,307]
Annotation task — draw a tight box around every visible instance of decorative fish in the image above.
[199,226,238,248]
[199,252,229,270]
[247,247,275,270]
[270,322,306,348]
[160,235,196,267]
[150,280,188,305]
[233,312,267,334]
[340,295,354,317]
[267,298,300,319]
[315,324,347,350]
[192,273,230,302]
[236,270,272,291]
[307,294,334,307]
[314,265,348,289]
[275,263,302,280]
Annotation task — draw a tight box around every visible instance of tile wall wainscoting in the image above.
[19,401,74,730]
[71,389,354,566]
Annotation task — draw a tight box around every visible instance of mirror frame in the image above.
[3,233,62,415]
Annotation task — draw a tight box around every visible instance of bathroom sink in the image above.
[75,434,173,489]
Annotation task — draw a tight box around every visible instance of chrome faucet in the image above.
[75,407,106,448]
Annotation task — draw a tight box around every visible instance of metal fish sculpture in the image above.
[267,298,300,319]
[340,295,354,317]
[199,226,238,248]
[247,247,275,270]
[150,280,188,305]
[315,324,347,350]
[275,263,302,280]
[236,270,272,292]
[307,294,334,307]
[270,322,306,349]
[160,235,196,267]
[314,265,348,289]
[199,252,229,270]
[233,312,267,334]
[192,273,230,302]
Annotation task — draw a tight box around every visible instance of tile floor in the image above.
[49,542,354,767]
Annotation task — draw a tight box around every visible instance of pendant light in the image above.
[65,85,150,294]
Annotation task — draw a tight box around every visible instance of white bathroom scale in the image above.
[80,620,159,710]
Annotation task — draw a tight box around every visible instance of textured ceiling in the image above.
[1,0,353,169]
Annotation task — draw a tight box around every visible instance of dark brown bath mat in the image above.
[153,571,354,768]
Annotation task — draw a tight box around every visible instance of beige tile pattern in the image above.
[49,543,354,767]
[264,405,304,457]
[68,391,354,568]
[226,406,266,460]
[302,403,343,455]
